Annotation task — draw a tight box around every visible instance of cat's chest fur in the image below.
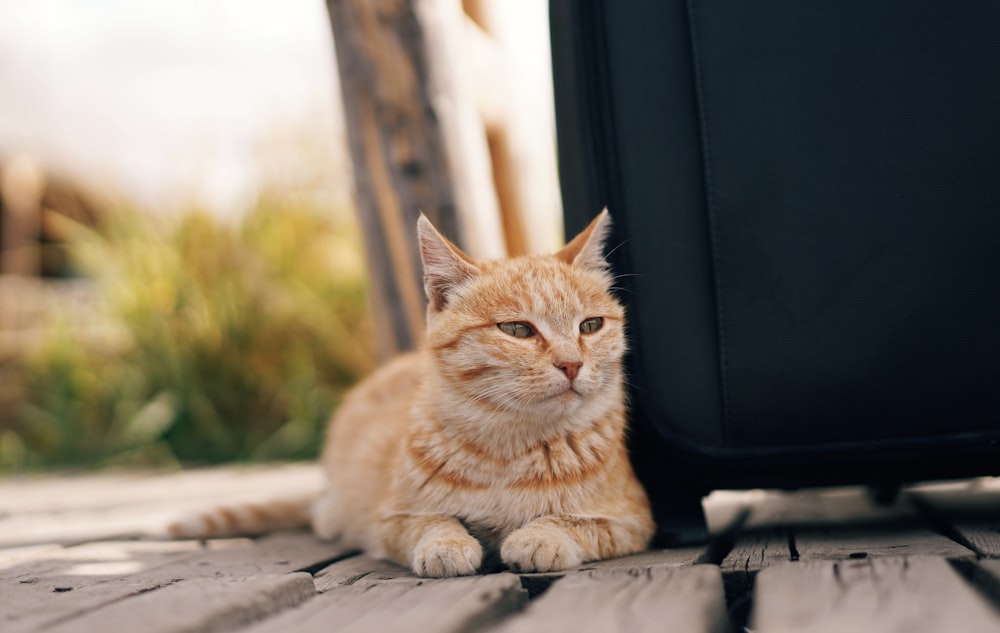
[392,411,621,548]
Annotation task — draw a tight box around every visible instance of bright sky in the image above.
[0,0,347,215]
[0,0,558,246]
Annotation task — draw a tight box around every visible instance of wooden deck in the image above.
[3,464,1000,632]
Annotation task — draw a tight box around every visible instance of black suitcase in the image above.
[551,0,1000,543]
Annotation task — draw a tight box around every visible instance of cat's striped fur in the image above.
[168,210,654,576]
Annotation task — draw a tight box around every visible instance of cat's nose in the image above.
[555,360,582,381]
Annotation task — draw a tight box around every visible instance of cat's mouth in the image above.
[547,385,583,402]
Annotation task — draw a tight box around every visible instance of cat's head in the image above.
[417,210,625,422]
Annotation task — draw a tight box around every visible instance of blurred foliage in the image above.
[2,194,374,471]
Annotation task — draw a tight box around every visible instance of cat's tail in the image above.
[165,493,316,539]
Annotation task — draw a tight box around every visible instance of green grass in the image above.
[2,194,374,471]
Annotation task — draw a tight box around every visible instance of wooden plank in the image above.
[514,547,710,599]
[0,540,221,584]
[1,541,216,633]
[1,533,350,632]
[314,554,413,590]
[0,463,322,515]
[751,556,1000,633]
[3,573,174,633]
[573,547,707,572]
[910,477,1000,557]
[793,525,976,562]
[139,532,355,579]
[0,471,145,515]
[0,532,342,582]
[0,544,64,570]
[0,464,323,547]
[726,486,974,568]
[493,565,728,633]
[1,540,247,633]
[44,573,316,633]
[718,484,976,630]
[722,487,896,578]
[718,528,792,601]
[744,487,916,529]
[243,573,525,633]
[316,545,707,593]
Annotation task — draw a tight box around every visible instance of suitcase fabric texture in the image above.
[550,0,1000,541]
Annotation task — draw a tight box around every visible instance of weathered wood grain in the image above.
[313,553,413,590]
[1,533,350,632]
[722,486,913,578]
[143,532,355,579]
[314,547,707,594]
[492,565,729,633]
[793,525,976,562]
[718,526,793,621]
[4,573,168,633]
[44,573,315,633]
[4,468,998,632]
[578,547,707,570]
[0,540,250,632]
[719,483,977,630]
[513,547,711,598]
[244,573,525,633]
[719,529,793,576]
[0,540,219,584]
[751,556,1000,633]
[728,486,974,568]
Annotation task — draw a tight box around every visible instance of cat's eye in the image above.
[580,317,604,334]
[498,322,535,338]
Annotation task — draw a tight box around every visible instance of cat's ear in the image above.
[556,207,612,271]
[417,214,479,311]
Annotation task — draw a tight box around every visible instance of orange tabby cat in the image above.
[169,210,654,577]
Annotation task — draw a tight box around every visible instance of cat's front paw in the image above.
[412,531,483,577]
[501,522,585,572]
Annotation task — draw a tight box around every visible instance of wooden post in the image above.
[0,156,44,277]
[325,0,504,361]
